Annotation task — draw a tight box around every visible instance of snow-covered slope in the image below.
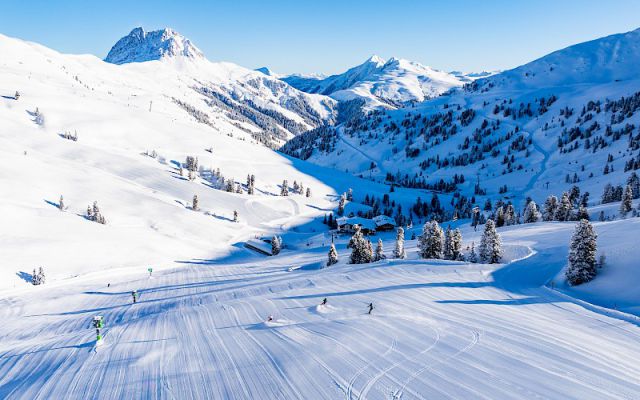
[0,31,348,290]
[283,55,464,108]
[470,27,640,91]
[102,28,337,146]
[282,28,640,214]
[105,27,204,64]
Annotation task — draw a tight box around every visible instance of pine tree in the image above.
[347,188,353,201]
[468,241,478,263]
[31,268,39,285]
[374,238,386,261]
[393,227,406,259]
[523,200,540,223]
[443,226,453,260]
[348,225,372,264]
[556,192,573,221]
[620,184,633,217]
[542,196,558,221]
[281,180,289,196]
[451,228,463,260]
[418,221,444,259]
[37,267,45,285]
[271,236,281,255]
[495,206,505,227]
[305,187,311,198]
[337,193,346,216]
[576,206,590,220]
[58,195,65,211]
[327,243,339,266]
[233,210,238,222]
[504,204,517,226]
[566,219,598,285]
[479,219,502,263]
[192,194,199,211]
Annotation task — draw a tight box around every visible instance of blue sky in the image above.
[1,1,640,75]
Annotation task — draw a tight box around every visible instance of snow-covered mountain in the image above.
[103,28,337,146]
[105,27,204,64]
[282,55,465,108]
[282,28,640,214]
[469,27,640,92]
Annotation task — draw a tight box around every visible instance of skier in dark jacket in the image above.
[131,290,139,304]
[321,298,327,306]
[368,303,374,314]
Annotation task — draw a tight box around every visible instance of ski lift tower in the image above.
[92,316,104,345]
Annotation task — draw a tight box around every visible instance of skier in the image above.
[321,298,327,306]
[92,316,104,344]
[368,303,374,315]
[267,315,274,322]
[131,290,139,304]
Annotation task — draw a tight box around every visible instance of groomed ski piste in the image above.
[2,30,640,399]
[2,218,640,399]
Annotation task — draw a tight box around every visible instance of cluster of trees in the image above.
[86,201,106,224]
[542,187,589,222]
[61,130,78,142]
[31,267,46,286]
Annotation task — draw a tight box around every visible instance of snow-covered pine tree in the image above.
[418,221,444,259]
[31,268,39,285]
[348,225,372,264]
[347,188,353,201]
[495,206,505,227]
[37,267,45,285]
[327,243,339,266]
[451,228,463,260]
[443,226,453,260]
[292,181,300,194]
[468,241,478,263]
[523,200,540,223]
[620,184,633,217]
[393,227,406,259]
[299,182,304,195]
[233,210,238,222]
[366,240,374,262]
[576,205,590,220]
[281,180,289,196]
[556,192,573,221]
[566,219,598,285]
[271,236,281,255]
[542,195,558,221]
[479,219,502,263]
[192,194,199,211]
[58,195,65,211]
[337,193,346,216]
[504,204,517,226]
[374,238,386,261]
[305,187,311,198]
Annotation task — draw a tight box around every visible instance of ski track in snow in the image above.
[2,231,640,399]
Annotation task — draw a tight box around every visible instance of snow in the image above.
[104,27,204,65]
[283,55,465,109]
[1,219,640,399]
[1,25,640,400]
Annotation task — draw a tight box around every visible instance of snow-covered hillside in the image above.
[2,24,640,400]
[282,28,640,215]
[282,56,465,108]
